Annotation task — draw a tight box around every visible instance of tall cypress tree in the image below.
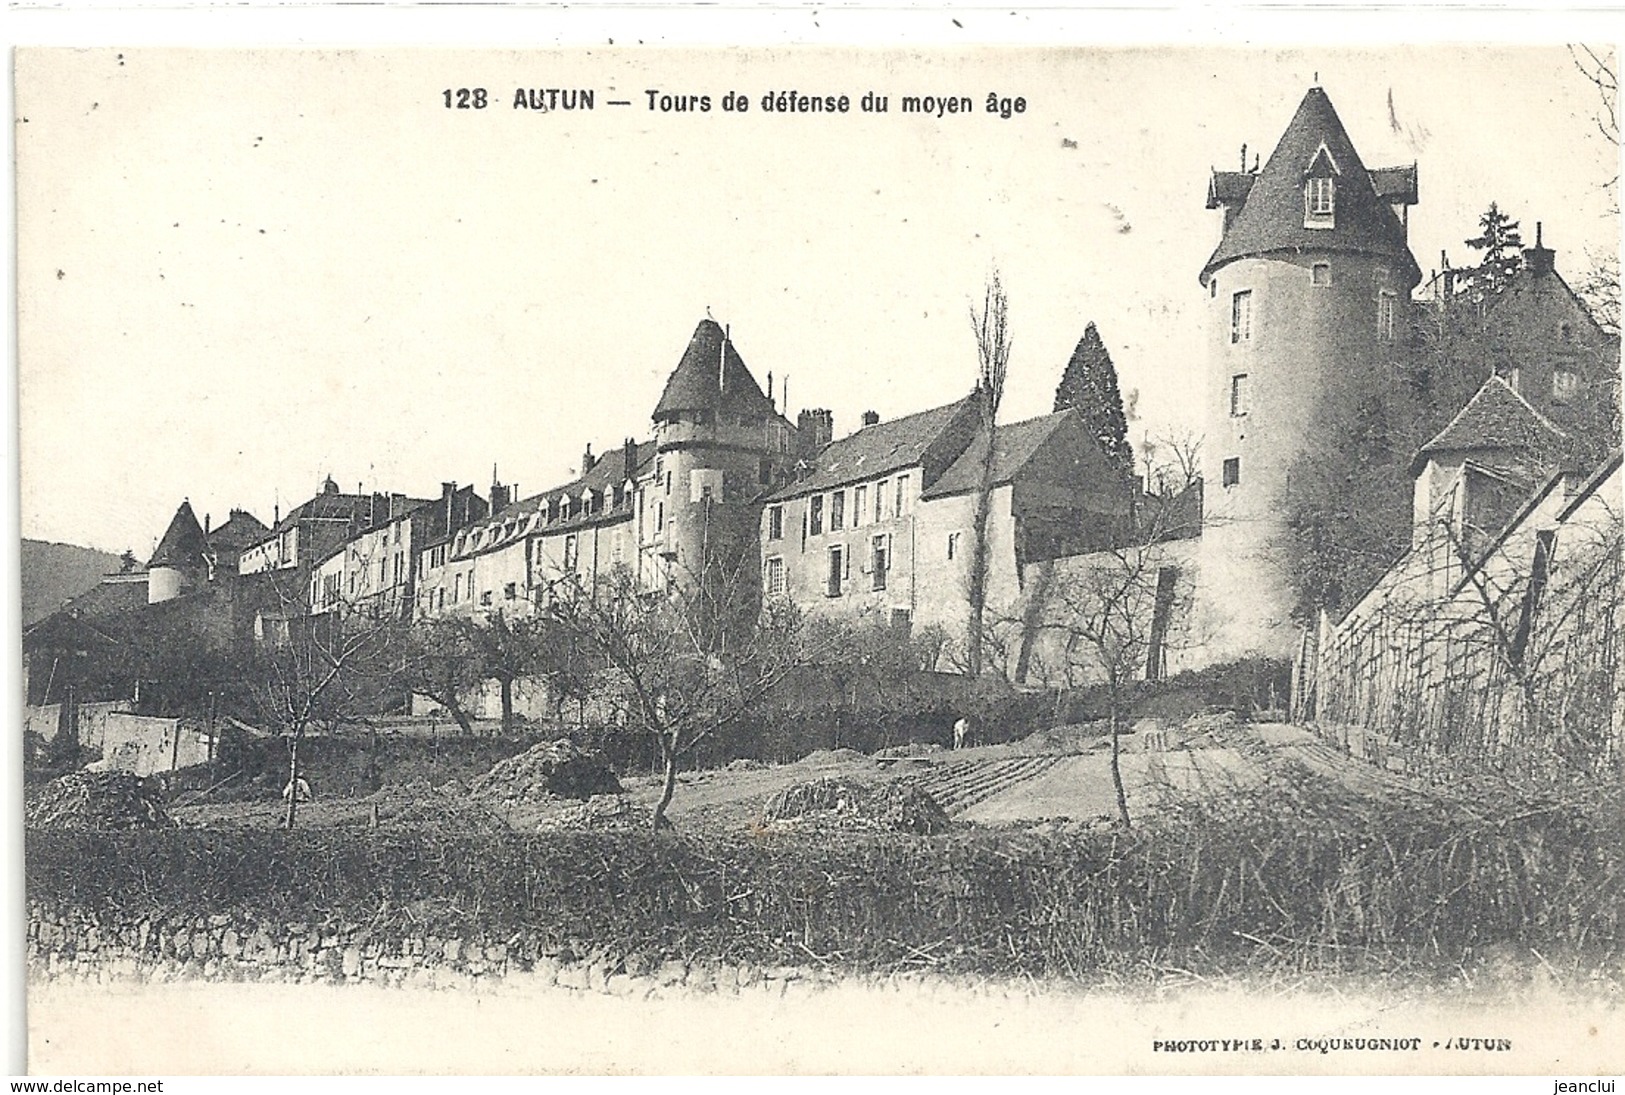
[1054,322,1134,478]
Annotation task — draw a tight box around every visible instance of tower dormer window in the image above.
[1303,145,1339,229]
[1306,176,1335,223]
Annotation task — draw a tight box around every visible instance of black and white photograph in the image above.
[12,36,1625,1076]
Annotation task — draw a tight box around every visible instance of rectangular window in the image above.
[893,475,905,517]
[656,502,664,531]
[1230,373,1249,417]
[453,573,463,601]
[765,556,786,596]
[874,480,887,523]
[947,530,961,560]
[504,582,517,601]
[768,504,784,540]
[830,490,845,531]
[564,534,579,570]
[1377,290,1396,341]
[1553,368,1579,404]
[809,495,824,536]
[826,545,845,597]
[853,485,868,526]
[871,534,889,591]
[480,590,492,607]
[1312,262,1331,286]
[759,458,772,485]
[1222,457,1241,488]
[1231,290,1252,344]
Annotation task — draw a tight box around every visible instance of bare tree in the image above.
[539,562,812,830]
[395,617,482,735]
[468,609,552,734]
[965,267,1012,681]
[244,585,400,830]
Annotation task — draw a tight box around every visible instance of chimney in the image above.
[204,512,211,536]
[861,410,880,428]
[797,408,834,454]
[623,437,638,481]
[767,371,774,408]
[442,481,457,531]
[582,443,595,474]
[1523,221,1555,276]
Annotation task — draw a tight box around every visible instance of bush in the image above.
[27,769,1622,980]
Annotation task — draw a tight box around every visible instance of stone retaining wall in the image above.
[25,903,830,994]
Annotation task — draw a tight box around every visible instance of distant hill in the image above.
[21,540,126,626]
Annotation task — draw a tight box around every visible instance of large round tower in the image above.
[1197,86,1421,658]
[643,319,791,593]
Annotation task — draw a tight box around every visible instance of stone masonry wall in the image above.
[25,903,828,995]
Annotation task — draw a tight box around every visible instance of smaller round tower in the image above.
[147,500,210,604]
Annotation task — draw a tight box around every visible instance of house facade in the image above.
[309,482,485,619]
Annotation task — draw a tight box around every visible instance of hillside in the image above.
[21,540,125,626]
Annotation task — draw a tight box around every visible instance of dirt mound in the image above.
[26,770,172,830]
[760,777,951,835]
[1014,722,1107,755]
[1181,711,1243,746]
[469,739,624,803]
[535,794,652,832]
[797,747,876,769]
[874,742,944,759]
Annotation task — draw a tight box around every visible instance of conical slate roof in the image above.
[147,500,209,570]
[652,320,775,422]
[1202,88,1420,287]
[1412,375,1570,474]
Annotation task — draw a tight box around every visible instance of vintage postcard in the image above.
[14,39,1624,1076]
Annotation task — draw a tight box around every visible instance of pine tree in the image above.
[1465,202,1524,295]
[1054,322,1134,478]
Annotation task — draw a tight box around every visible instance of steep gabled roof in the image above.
[921,410,1077,499]
[147,501,209,570]
[769,395,980,500]
[652,320,775,422]
[1412,374,1571,474]
[1202,87,1420,286]
[207,510,269,552]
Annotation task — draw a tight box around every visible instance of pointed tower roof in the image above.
[147,500,209,570]
[1411,374,1570,474]
[1202,87,1420,287]
[652,319,775,422]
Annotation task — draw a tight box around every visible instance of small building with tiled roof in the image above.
[1411,374,1575,557]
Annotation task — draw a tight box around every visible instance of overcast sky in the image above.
[16,45,1618,556]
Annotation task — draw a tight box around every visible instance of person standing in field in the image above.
[953,716,969,750]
